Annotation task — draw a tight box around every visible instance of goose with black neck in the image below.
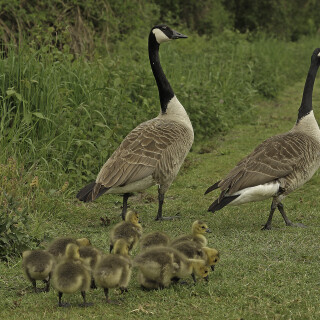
[77,25,193,221]
[205,48,320,230]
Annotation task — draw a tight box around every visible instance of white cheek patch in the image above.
[152,29,170,44]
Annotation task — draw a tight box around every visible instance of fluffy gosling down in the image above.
[47,237,91,258]
[51,243,92,307]
[22,250,55,293]
[109,210,142,253]
[140,231,170,251]
[134,246,210,289]
[93,239,132,303]
[171,220,211,247]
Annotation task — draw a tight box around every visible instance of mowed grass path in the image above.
[1,80,320,319]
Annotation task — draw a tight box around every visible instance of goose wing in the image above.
[218,132,308,197]
[96,118,192,188]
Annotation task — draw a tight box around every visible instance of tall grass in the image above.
[0,32,319,190]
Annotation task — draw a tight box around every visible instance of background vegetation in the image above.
[1,1,320,318]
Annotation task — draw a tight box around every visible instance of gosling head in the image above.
[75,237,91,247]
[65,243,80,260]
[125,210,140,225]
[191,259,210,281]
[192,220,211,235]
[113,239,130,256]
[202,247,220,271]
[151,24,188,44]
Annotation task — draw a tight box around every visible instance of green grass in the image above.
[1,78,320,319]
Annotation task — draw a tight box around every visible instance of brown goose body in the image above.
[205,49,320,229]
[76,25,193,221]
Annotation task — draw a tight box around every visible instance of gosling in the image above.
[93,239,132,303]
[202,247,220,271]
[134,246,210,289]
[47,237,91,258]
[109,210,142,253]
[171,220,211,247]
[79,246,102,289]
[140,231,170,251]
[51,243,92,307]
[22,249,55,293]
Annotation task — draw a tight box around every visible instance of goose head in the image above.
[151,24,187,44]
[311,48,320,65]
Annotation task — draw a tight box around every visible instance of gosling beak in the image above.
[211,265,215,271]
[206,228,212,233]
[204,275,209,282]
[172,29,188,39]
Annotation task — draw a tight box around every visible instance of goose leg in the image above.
[121,193,131,220]
[262,201,277,230]
[58,292,70,307]
[79,291,93,307]
[155,187,180,221]
[277,203,306,228]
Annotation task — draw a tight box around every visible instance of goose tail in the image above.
[76,181,109,202]
[204,181,221,195]
[208,195,239,213]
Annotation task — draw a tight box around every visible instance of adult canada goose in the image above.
[205,48,320,230]
[22,249,55,293]
[171,220,211,247]
[76,24,193,221]
[51,243,92,307]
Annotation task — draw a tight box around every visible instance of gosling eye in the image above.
[201,226,206,229]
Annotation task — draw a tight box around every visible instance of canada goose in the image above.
[93,239,132,303]
[171,220,211,247]
[140,231,170,251]
[109,210,142,253]
[51,243,92,307]
[202,247,220,271]
[79,246,102,289]
[134,246,210,289]
[47,237,91,258]
[22,249,55,293]
[205,48,320,230]
[76,24,193,221]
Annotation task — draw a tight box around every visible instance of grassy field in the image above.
[1,77,320,319]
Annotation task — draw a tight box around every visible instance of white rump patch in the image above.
[229,182,280,206]
[152,29,170,44]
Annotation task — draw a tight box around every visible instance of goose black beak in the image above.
[204,275,209,282]
[211,265,215,271]
[171,30,188,39]
[206,228,212,233]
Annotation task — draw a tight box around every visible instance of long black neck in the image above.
[148,33,174,114]
[297,59,319,122]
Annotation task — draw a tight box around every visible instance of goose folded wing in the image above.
[218,133,307,196]
[96,119,190,187]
